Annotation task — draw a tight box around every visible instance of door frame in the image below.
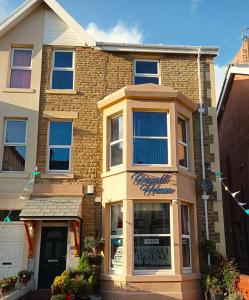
[34,222,69,289]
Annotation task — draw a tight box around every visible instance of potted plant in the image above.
[17,270,33,285]
[0,276,18,294]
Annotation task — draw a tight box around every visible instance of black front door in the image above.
[38,227,68,289]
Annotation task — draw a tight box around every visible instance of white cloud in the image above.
[190,0,202,12]
[214,65,227,103]
[86,22,143,44]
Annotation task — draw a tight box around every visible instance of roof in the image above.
[96,42,219,55]
[217,64,249,118]
[98,83,198,111]
[0,0,96,46]
[20,197,82,220]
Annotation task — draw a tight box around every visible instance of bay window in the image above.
[134,203,171,270]
[181,204,191,271]
[134,60,159,84]
[48,121,72,172]
[51,51,74,89]
[10,48,32,88]
[133,112,168,165]
[178,117,188,168]
[110,204,123,271]
[110,115,123,167]
[2,120,27,171]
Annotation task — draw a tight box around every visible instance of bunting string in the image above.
[215,172,249,215]
[0,167,41,230]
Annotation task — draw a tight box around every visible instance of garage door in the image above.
[0,224,25,278]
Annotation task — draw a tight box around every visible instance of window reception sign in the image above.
[131,172,174,196]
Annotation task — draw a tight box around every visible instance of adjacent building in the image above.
[218,38,249,274]
[0,0,225,299]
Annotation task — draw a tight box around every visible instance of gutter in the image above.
[96,42,219,56]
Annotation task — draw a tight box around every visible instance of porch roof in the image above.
[20,197,82,220]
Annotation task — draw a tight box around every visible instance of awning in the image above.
[20,197,82,220]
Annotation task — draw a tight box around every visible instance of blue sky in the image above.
[1,0,248,98]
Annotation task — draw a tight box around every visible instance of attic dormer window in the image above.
[51,50,75,90]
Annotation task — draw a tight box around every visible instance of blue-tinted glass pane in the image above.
[49,148,70,171]
[52,71,73,89]
[54,52,73,68]
[49,122,72,146]
[134,77,159,85]
[5,120,26,143]
[2,146,26,171]
[133,138,168,164]
[13,49,32,67]
[133,112,167,137]
[136,61,158,74]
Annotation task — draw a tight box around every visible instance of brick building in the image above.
[0,0,225,299]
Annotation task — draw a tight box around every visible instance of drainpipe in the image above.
[197,47,211,266]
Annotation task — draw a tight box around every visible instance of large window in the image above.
[48,121,72,172]
[133,112,168,165]
[134,203,171,270]
[181,204,191,271]
[178,117,188,169]
[10,48,32,88]
[2,120,27,171]
[134,60,159,84]
[110,115,123,167]
[51,51,74,90]
[110,204,123,271]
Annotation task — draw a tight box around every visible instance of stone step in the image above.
[19,289,51,300]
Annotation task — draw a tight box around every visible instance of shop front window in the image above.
[134,203,171,270]
[133,112,168,165]
[181,204,192,271]
[110,204,123,271]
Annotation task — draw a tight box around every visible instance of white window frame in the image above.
[133,59,160,84]
[109,114,123,169]
[132,111,169,166]
[46,121,73,173]
[10,48,33,88]
[178,116,189,170]
[133,202,173,274]
[51,50,75,90]
[181,204,192,273]
[2,119,27,172]
[110,203,123,274]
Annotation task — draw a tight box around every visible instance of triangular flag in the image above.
[245,209,249,215]
[215,172,222,177]
[32,171,41,176]
[19,196,27,200]
[238,202,247,206]
[27,178,34,184]
[4,216,11,223]
[224,186,229,191]
[231,191,240,198]
[24,188,31,193]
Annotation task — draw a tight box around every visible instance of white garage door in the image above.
[0,224,25,278]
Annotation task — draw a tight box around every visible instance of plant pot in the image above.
[212,294,224,300]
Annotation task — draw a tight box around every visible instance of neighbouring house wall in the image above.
[219,74,249,273]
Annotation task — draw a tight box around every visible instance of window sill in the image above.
[45,89,77,95]
[41,173,75,179]
[0,172,30,179]
[2,88,36,93]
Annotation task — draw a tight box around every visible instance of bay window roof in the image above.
[98,84,198,112]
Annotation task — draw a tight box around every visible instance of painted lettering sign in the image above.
[134,246,171,267]
[131,172,174,196]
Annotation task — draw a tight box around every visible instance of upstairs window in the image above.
[133,112,168,165]
[134,60,159,84]
[110,115,123,167]
[2,120,27,171]
[178,117,188,169]
[10,48,32,88]
[48,121,72,172]
[51,51,74,90]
